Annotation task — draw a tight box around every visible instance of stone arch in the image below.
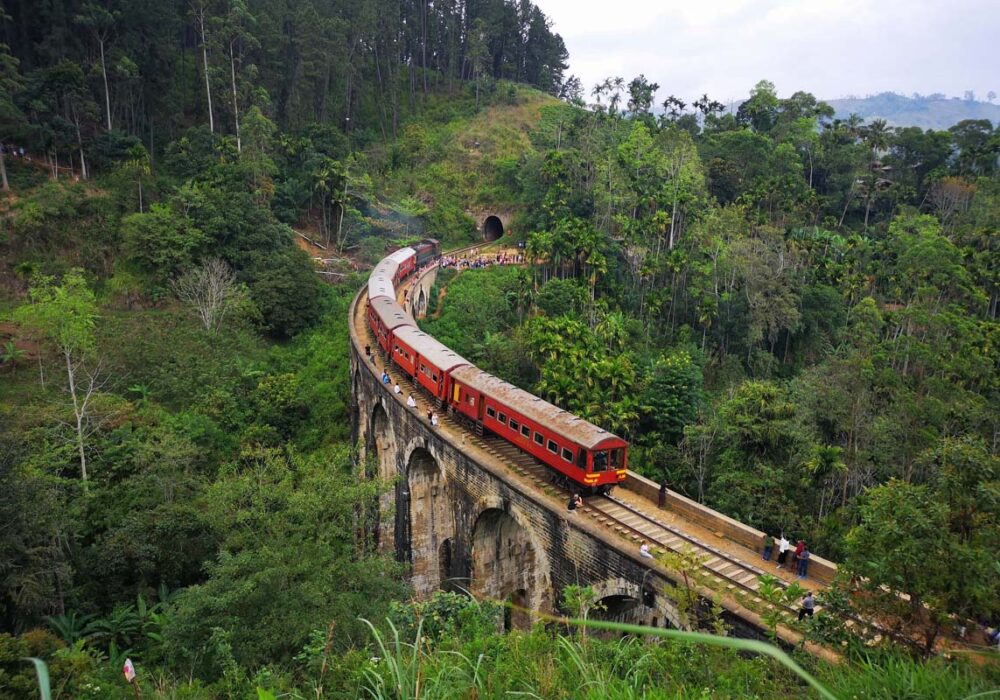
[483,215,504,241]
[368,400,401,554]
[587,577,682,630]
[416,287,426,317]
[469,507,542,630]
[406,445,452,595]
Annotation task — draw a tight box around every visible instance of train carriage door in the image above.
[452,383,460,404]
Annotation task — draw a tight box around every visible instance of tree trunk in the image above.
[230,42,241,152]
[0,149,8,192]
[65,352,88,487]
[99,38,112,131]
[198,10,215,132]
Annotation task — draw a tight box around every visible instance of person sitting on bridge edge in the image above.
[762,533,774,561]
[407,393,417,408]
[798,591,815,621]
[776,534,791,569]
[394,381,401,395]
[567,493,583,513]
[365,343,371,357]
[382,370,390,384]
[430,412,439,428]
[797,547,811,579]
[639,541,654,559]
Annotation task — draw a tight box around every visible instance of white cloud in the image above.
[534,0,999,103]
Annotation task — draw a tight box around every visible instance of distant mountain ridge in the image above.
[826,92,1000,130]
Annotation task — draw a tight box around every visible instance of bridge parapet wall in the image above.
[625,472,838,585]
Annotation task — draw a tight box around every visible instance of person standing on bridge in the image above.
[797,547,811,579]
[792,539,805,571]
[776,534,791,568]
[798,592,815,621]
[762,533,774,561]
[658,480,667,509]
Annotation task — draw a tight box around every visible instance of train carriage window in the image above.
[561,448,573,463]
[610,448,623,468]
[533,432,544,445]
[468,395,475,406]
[577,450,587,468]
[521,425,531,438]
[509,419,519,432]
[497,412,507,425]
[486,407,496,418]
[547,440,558,454]
[432,373,438,382]
[594,451,608,471]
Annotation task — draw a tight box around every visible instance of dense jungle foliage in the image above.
[1,0,999,697]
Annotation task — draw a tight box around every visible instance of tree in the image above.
[75,2,119,132]
[246,247,322,338]
[191,0,215,133]
[0,36,25,192]
[13,270,101,485]
[171,259,246,333]
[845,480,954,654]
[163,446,405,672]
[121,204,206,285]
[639,351,702,446]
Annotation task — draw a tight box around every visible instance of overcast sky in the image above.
[533,0,999,106]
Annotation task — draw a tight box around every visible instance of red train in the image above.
[365,240,628,493]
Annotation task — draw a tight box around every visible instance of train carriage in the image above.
[368,259,400,302]
[368,296,415,351]
[394,326,470,401]
[448,366,628,491]
[387,247,417,284]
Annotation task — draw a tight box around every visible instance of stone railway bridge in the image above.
[350,260,838,657]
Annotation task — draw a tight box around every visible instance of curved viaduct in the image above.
[349,258,838,655]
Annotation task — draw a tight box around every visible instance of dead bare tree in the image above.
[171,259,242,332]
[60,356,115,486]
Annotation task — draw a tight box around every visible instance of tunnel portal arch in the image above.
[483,215,504,241]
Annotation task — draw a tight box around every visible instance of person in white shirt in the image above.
[407,394,416,408]
[430,412,439,428]
[639,542,654,559]
[776,535,791,569]
[394,382,401,394]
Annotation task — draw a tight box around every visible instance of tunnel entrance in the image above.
[483,215,504,241]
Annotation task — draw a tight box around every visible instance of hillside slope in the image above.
[377,85,563,243]
[827,92,1000,129]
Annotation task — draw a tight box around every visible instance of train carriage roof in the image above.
[387,247,416,265]
[394,326,470,372]
[450,366,627,450]
[368,258,399,300]
[370,296,415,331]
